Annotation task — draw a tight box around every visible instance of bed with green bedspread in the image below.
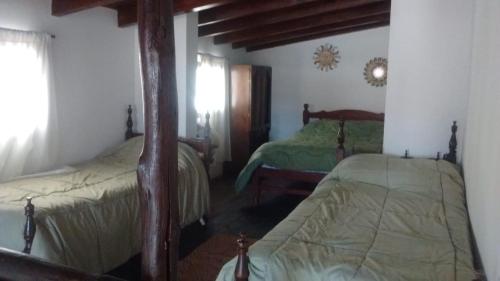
[218,154,475,281]
[0,136,209,274]
[235,120,384,192]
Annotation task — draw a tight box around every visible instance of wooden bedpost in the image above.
[336,120,346,162]
[443,121,457,164]
[204,112,211,139]
[125,105,134,140]
[303,104,310,125]
[22,198,35,254]
[137,0,179,280]
[234,233,250,281]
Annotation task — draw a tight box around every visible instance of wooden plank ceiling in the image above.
[52,0,391,51]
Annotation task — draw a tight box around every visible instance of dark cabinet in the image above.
[229,65,272,172]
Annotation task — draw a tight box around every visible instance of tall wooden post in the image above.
[137,0,179,280]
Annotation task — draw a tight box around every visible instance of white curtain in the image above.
[195,53,231,177]
[0,28,58,182]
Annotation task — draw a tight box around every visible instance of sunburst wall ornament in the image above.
[313,44,340,71]
[364,57,388,87]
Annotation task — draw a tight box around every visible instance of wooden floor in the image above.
[108,175,305,280]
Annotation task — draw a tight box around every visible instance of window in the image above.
[195,54,226,116]
[194,53,230,177]
[0,28,56,181]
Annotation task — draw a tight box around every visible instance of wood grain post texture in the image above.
[137,0,179,280]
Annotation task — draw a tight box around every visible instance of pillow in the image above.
[297,120,340,138]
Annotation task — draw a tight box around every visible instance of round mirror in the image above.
[364,57,387,87]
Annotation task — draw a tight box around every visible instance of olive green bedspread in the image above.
[217,154,475,281]
[0,136,209,274]
[235,120,383,192]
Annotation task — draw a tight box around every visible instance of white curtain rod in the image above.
[0,27,55,39]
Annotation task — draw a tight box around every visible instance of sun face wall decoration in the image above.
[313,44,340,72]
[364,57,388,87]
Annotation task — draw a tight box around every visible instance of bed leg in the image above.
[251,169,263,205]
[22,197,36,254]
[254,187,262,206]
[336,120,346,162]
[234,233,250,281]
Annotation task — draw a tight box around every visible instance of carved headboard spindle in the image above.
[303,104,310,125]
[336,120,346,162]
[443,121,457,164]
[125,105,134,140]
[204,112,211,139]
[23,197,36,254]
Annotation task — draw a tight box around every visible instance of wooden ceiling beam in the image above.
[53,0,241,17]
[116,2,137,27]
[198,0,322,26]
[199,0,385,37]
[213,1,391,44]
[233,13,390,49]
[247,20,390,52]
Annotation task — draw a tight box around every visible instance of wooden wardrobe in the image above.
[229,65,272,172]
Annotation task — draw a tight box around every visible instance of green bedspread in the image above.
[217,154,475,281]
[235,120,383,192]
[0,136,209,274]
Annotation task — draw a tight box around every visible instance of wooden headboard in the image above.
[302,104,385,162]
[302,103,385,125]
[125,105,215,172]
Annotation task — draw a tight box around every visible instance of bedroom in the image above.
[0,0,498,281]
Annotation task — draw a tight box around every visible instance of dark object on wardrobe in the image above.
[229,65,272,173]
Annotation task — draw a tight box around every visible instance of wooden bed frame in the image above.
[251,104,384,204]
[125,105,215,173]
[17,105,215,259]
[234,121,460,281]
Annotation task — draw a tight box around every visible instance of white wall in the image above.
[463,1,500,280]
[383,0,475,160]
[198,36,250,64]
[244,27,389,140]
[0,0,138,167]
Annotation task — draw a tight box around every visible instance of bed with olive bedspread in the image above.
[218,153,475,281]
[0,136,209,274]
